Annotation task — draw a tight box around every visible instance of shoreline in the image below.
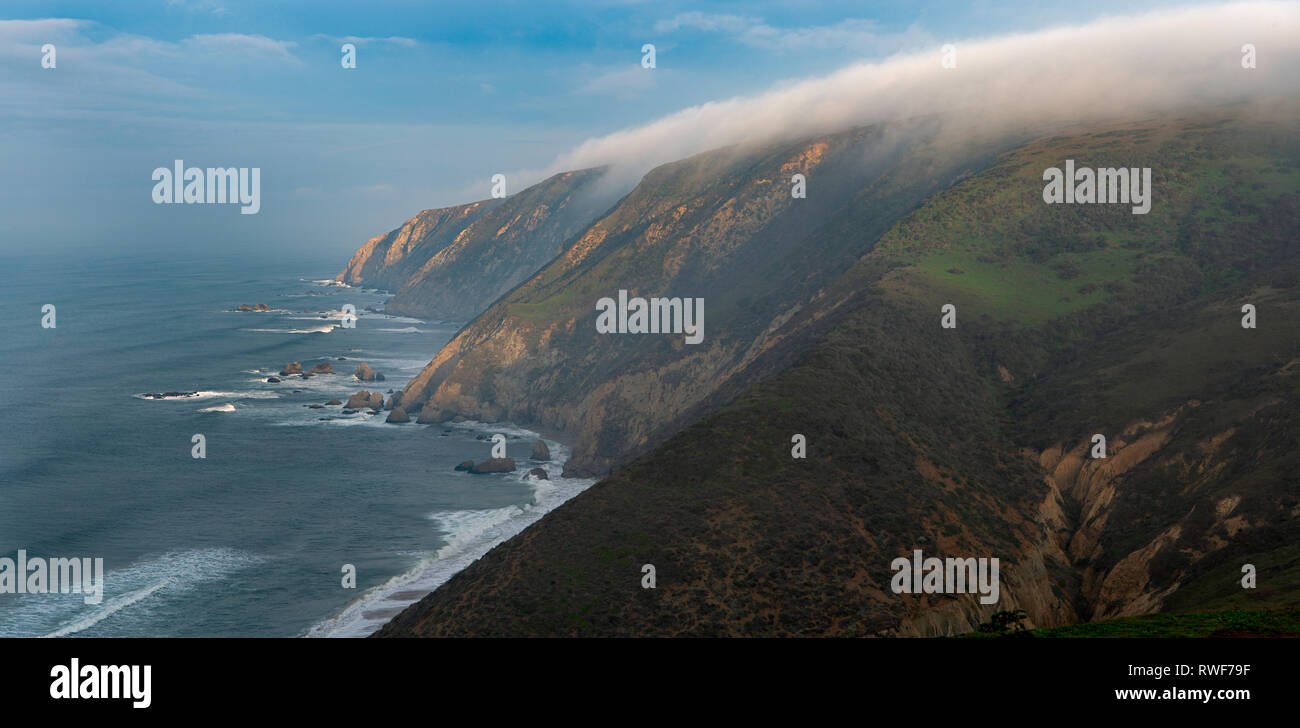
[304,420,597,638]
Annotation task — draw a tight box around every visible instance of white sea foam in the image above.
[199,403,237,413]
[306,432,595,637]
[272,406,413,428]
[243,325,337,334]
[376,327,426,334]
[135,390,279,401]
[0,548,263,638]
[440,419,548,441]
[41,581,171,638]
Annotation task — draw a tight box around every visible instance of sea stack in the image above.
[468,458,516,474]
[345,390,384,410]
[531,439,551,461]
[386,407,409,423]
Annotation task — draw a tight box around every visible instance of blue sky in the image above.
[0,0,1207,259]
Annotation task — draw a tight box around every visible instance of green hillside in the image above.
[378,109,1300,637]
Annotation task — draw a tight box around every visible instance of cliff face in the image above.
[379,299,1080,637]
[401,120,1016,475]
[337,168,615,321]
[337,200,498,292]
[377,110,1300,636]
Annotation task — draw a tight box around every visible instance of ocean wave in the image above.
[243,325,337,334]
[135,390,279,401]
[306,434,595,638]
[0,548,263,638]
[288,307,365,322]
[41,581,171,638]
[198,403,237,413]
[271,409,403,428]
[376,327,426,334]
[439,419,550,441]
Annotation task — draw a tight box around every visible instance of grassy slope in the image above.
[379,109,1300,636]
[866,109,1300,619]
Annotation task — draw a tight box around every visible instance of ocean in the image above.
[0,252,594,637]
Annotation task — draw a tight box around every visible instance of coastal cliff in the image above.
[399,120,1014,476]
[337,168,615,321]
[374,110,1300,636]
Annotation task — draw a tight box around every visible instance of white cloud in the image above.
[654,12,752,35]
[313,34,418,48]
[0,18,86,39]
[653,12,933,53]
[0,22,303,118]
[531,2,1300,189]
[186,33,299,61]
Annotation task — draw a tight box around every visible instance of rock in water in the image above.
[528,467,549,480]
[454,460,474,471]
[531,439,551,461]
[325,399,343,406]
[385,392,404,410]
[386,407,409,423]
[266,377,281,383]
[346,390,373,409]
[236,304,253,312]
[253,303,270,311]
[354,362,376,381]
[280,361,303,375]
[309,362,334,374]
[469,458,516,474]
